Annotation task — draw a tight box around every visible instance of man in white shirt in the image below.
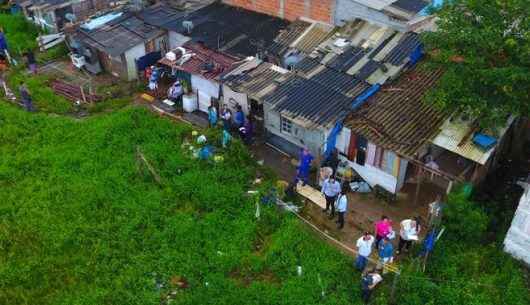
[334,188,348,229]
[356,232,375,271]
[321,176,341,217]
[397,217,421,254]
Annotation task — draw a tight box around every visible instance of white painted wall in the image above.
[191,75,220,113]
[504,185,530,266]
[124,43,146,81]
[223,85,249,115]
[334,0,408,31]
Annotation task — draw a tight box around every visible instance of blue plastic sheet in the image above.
[351,84,381,111]
[324,121,343,159]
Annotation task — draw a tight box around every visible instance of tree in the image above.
[422,0,529,128]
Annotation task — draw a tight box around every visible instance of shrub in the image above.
[0,13,38,56]
[443,187,489,243]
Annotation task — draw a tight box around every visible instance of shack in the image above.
[158,41,239,114]
[16,0,118,33]
[70,12,166,80]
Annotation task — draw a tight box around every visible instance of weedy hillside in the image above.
[0,104,356,305]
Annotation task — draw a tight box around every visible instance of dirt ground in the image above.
[250,141,442,262]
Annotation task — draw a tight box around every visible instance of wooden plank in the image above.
[296,183,326,209]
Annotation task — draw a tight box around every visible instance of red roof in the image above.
[159,42,239,80]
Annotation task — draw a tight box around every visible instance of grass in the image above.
[0,13,38,57]
[0,104,358,305]
[5,68,73,114]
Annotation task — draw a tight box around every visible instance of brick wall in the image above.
[223,0,335,24]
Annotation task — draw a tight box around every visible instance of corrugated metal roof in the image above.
[265,75,354,128]
[292,23,335,54]
[138,3,187,29]
[159,42,239,80]
[77,14,164,57]
[326,46,368,73]
[346,67,446,158]
[224,62,288,100]
[268,20,311,56]
[391,0,430,13]
[431,117,514,165]
[383,32,421,65]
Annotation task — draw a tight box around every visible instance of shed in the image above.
[71,13,166,80]
[159,42,239,113]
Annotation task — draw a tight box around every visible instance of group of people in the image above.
[210,103,254,145]
[355,216,422,303]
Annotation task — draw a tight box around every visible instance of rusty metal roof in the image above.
[431,117,514,165]
[159,42,239,80]
[346,67,447,158]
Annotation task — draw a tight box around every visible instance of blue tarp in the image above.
[473,133,497,150]
[419,0,445,16]
[409,44,424,66]
[351,84,381,111]
[324,121,343,159]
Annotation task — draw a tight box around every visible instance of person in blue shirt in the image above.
[295,147,314,186]
[233,104,245,129]
[208,104,218,128]
[378,237,394,274]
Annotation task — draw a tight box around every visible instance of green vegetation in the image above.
[0,13,38,56]
[422,0,530,128]
[392,187,529,305]
[37,43,69,64]
[1,102,527,305]
[0,104,357,305]
[6,68,73,114]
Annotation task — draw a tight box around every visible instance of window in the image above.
[281,117,293,134]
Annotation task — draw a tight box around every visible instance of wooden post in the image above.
[80,85,87,104]
[136,146,162,185]
[413,168,423,206]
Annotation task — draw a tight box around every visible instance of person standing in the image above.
[240,115,253,145]
[295,147,314,186]
[356,232,375,271]
[19,82,34,112]
[397,217,421,254]
[24,50,37,74]
[321,175,341,217]
[335,188,348,229]
[208,104,218,128]
[374,216,393,248]
[233,104,245,129]
[377,237,394,274]
[221,106,232,131]
[360,270,383,304]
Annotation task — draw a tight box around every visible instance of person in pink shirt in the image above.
[374,216,393,248]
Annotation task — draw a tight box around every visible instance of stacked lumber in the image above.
[51,80,100,103]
